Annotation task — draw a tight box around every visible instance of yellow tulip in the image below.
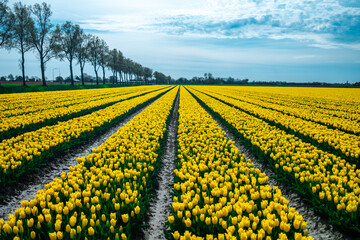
[168,216,175,224]
[205,217,211,225]
[49,232,57,240]
[121,214,129,223]
[88,226,94,236]
[185,218,191,228]
[69,216,76,227]
[121,233,127,240]
[57,231,63,240]
[172,231,180,240]
[135,206,140,215]
[30,231,36,239]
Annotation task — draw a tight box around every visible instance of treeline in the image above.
[0,0,171,86]
[176,73,248,85]
[175,73,360,87]
[244,81,360,87]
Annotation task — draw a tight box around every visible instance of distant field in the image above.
[0,82,137,94]
[0,86,359,239]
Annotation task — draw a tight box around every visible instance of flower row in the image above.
[195,86,360,135]
[221,86,360,121]
[0,86,165,140]
[165,87,312,240]
[1,88,119,118]
[0,86,162,113]
[222,86,360,114]
[189,88,360,233]
[0,87,171,187]
[238,89,360,122]
[190,86,360,165]
[0,87,178,240]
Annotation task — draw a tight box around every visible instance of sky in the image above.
[0,0,360,83]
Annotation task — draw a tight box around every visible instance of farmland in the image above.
[0,85,359,239]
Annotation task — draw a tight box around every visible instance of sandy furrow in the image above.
[141,91,179,240]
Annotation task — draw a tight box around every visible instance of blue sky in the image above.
[1,0,360,82]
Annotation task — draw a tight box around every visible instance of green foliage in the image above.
[0,83,132,94]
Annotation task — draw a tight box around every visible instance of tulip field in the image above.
[0,86,170,186]
[0,85,359,239]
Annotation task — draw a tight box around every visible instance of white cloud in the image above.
[2,0,360,83]
[292,55,316,59]
[308,44,339,49]
[6,0,360,51]
[74,0,360,51]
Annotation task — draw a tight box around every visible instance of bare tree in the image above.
[98,39,109,85]
[154,71,168,84]
[117,50,126,84]
[53,21,82,85]
[75,31,90,86]
[143,67,153,85]
[107,48,118,84]
[0,0,14,47]
[124,58,134,83]
[133,62,143,83]
[11,2,34,86]
[30,2,55,86]
[87,35,101,85]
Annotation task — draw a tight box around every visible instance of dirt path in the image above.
[0,98,162,221]
[141,91,179,240]
[190,91,353,240]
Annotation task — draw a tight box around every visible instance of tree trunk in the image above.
[70,58,74,86]
[119,71,123,85]
[80,64,85,86]
[40,57,46,86]
[102,66,106,85]
[94,67,99,85]
[21,50,26,86]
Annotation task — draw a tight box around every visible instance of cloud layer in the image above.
[78,0,360,50]
[2,0,359,83]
